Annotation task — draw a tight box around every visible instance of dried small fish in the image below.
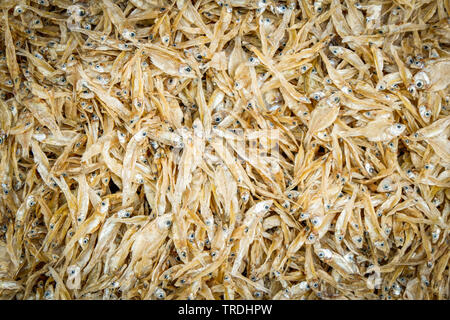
[0,0,448,302]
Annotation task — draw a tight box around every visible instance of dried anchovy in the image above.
[0,0,449,300]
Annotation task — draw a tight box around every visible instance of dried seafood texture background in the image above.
[0,0,449,300]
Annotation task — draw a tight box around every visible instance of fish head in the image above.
[157,214,173,230]
[253,200,273,215]
[329,46,344,57]
[388,123,406,136]
[413,71,430,90]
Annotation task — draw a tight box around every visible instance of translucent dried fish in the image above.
[0,0,448,302]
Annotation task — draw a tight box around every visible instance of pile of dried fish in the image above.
[0,0,449,300]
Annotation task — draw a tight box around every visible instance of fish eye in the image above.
[130,32,135,37]
[165,220,172,226]
[301,65,307,71]
[185,66,191,72]
[416,81,423,88]
[264,205,270,210]
[318,252,324,258]
[254,291,262,297]
[424,111,431,117]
